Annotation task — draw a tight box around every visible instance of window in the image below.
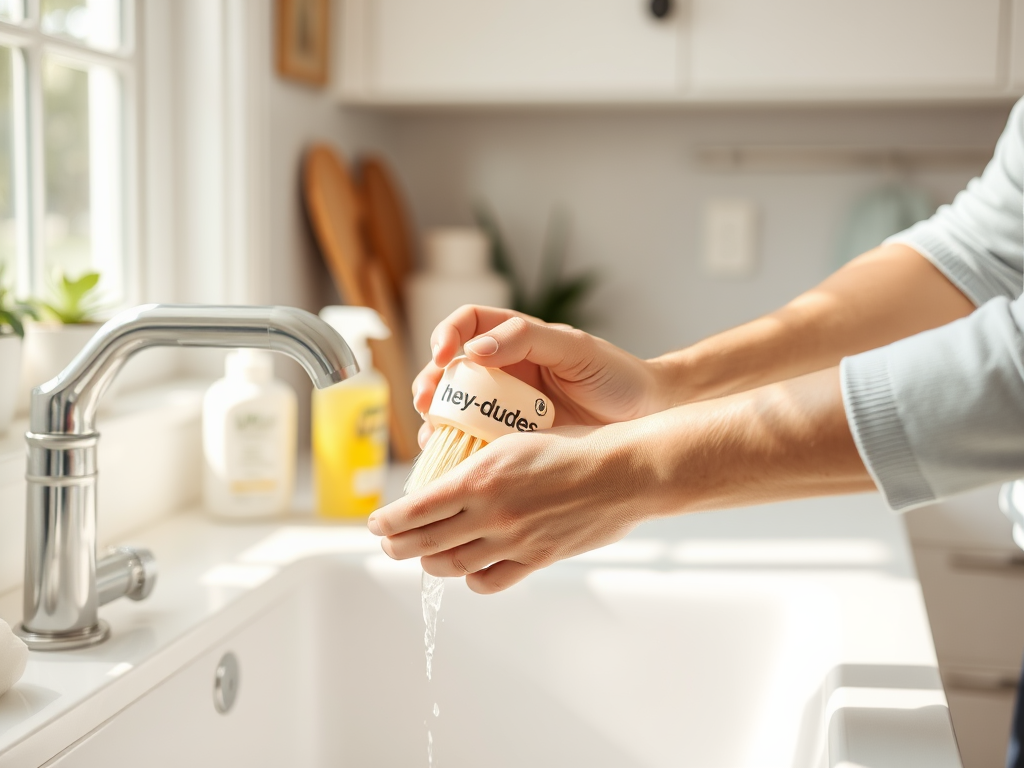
[0,0,135,308]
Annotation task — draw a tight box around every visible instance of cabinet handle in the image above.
[649,0,672,20]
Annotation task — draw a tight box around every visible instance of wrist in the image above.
[594,415,685,524]
[647,346,713,409]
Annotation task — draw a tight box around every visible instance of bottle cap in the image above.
[225,349,273,383]
[424,228,489,277]
[318,306,390,374]
[427,357,555,443]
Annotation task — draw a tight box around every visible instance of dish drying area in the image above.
[0,473,957,768]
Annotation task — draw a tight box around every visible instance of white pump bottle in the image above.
[202,349,298,518]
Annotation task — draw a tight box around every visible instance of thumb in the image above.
[463,316,594,379]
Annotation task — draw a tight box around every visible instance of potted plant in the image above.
[474,204,598,328]
[20,270,108,411]
[0,265,37,434]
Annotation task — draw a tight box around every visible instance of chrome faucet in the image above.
[14,305,358,650]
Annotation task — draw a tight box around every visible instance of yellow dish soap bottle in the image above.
[313,306,391,518]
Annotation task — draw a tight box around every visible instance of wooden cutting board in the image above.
[358,155,415,308]
[302,144,420,462]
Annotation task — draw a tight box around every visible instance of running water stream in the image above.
[421,572,445,765]
[422,573,445,680]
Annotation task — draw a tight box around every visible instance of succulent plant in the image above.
[0,264,37,338]
[40,269,107,324]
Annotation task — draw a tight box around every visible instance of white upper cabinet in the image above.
[336,0,1015,105]
[338,0,684,101]
[690,0,1005,98]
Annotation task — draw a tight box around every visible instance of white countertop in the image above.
[0,469,957,767]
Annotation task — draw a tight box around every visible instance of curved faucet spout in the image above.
[30,304,359,436]
[18,304,359,649]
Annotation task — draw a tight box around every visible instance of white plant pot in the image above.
[18,322,104,414]
[0,333,22,435]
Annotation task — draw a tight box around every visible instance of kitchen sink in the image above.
[0,493,960,767]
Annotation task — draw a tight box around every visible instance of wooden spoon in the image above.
[303,144,420,461]
[358,155,415,309]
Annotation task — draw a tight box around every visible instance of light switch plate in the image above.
[702,198,758,278]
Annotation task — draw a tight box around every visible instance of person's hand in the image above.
[411,305,665,447]
[369,422,656,593]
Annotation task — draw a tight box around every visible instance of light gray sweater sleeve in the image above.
[841,98,1024,511]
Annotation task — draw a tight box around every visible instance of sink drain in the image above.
[213,651,239,714]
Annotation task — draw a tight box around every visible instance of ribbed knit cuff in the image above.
[840,350,936,511]
[885,225,1002,308]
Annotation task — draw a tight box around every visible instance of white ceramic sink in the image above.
[0,493,961,767]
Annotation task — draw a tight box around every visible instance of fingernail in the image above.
[465,336,498,356]
[432,343,440,361]
[367,516,382,536]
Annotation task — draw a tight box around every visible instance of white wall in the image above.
[263,8,396,441]
[376,105,1012,358]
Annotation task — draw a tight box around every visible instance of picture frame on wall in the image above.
[276,0,329,86]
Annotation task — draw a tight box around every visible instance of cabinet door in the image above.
[343,0,683,100]
[690,0,1004,96]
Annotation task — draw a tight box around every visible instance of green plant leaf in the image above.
[473,203,526,311]
[0,308,23,338]
[536,208,569,301]
[472,204,599,328]
[0,263,34,334]
[529,271,598,328]
[15,301,39,321]
[71,271,100,297]
[43,269,106,324]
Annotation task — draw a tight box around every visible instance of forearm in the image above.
[371,367,873,593]
[633,367,873,518]
[650,244,975,407]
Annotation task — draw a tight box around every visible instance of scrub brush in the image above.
[407,356,556,682]
[405,356,556,493]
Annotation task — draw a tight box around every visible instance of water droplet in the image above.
[433,702,440,717]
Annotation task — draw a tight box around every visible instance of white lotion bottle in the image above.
[406,227,512,368]
[202,349,298,518]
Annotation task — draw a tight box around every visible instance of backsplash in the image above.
[378,105,1011,359]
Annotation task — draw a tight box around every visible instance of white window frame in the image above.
[0,0,140,307]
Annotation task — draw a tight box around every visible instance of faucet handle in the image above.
[97,546,158,606]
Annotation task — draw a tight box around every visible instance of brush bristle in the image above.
[406,424,489,494]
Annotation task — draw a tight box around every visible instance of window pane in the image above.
[0,48,16,285]
[41,0,121,52]
[43,56,123,301]
[0,0,25,22]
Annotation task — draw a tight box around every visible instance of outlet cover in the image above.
[702,198,758,278]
